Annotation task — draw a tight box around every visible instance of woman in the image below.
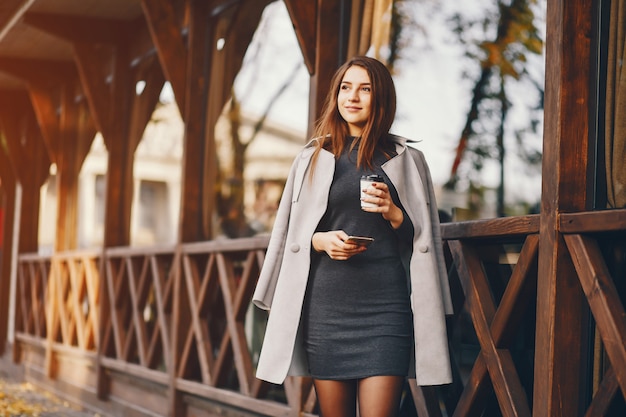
[253,56,453,417]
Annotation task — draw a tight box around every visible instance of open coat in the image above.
[252,135,453,386]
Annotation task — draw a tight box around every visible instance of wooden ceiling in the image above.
[0,0,147,90]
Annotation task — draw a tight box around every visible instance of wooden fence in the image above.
[12,210,626,416]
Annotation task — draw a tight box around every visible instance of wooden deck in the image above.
[2,0,626,416]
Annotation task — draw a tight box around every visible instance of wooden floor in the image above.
[0,346,100,417]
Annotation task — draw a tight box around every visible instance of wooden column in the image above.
[533,0,595,416]
[285,0,353,137]
[0,91,51,357]
[142,0,274,413]
[143,0,214,242]
[0,91,51,254]
[74,41,164,399]
[0,124,17,357]
[24,12,164,248]
[28,77,96,251]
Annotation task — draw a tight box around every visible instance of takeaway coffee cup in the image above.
[360,174,384,208]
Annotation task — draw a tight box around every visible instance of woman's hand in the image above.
[312,230,368,260]
[361,182,404,228]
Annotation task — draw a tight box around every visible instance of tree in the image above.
[218,62,302,238]
[445,0,544,217]
[216,2,305,238]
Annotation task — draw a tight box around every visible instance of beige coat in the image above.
[253,135,453,385]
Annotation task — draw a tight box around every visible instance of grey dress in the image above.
[301,142,414,379]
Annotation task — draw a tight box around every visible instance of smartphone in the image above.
[345,236,374,247]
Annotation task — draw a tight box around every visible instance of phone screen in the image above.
[345,236,374,246]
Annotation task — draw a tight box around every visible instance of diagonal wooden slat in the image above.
[148,254,173,371]
[84,256,100,349]
[53,260,71,345]
[30,265,44,336]
[409,380,443,417]
[17,263,32,334]
[449,238,534,417]
[234,251,263,391]
[181,253,216,383]
[250,250,270,399]
[24,263,35,334]
[216,253,253,396]
[105,257,127,358]
[68,259,87,349]
[584,366,619,417]
[38,261,51,338]
[139,0,187,114]
[45,259,59,376]
[126,256,148,366]
[451,236,538,417]
[564,234,626,399]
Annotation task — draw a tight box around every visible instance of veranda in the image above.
[0,1,625,416]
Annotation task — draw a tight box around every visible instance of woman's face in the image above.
[337,65,371,136]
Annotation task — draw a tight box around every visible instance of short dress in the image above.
[301,142,414,380]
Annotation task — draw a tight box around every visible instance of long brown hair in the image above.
[309,56,397,172]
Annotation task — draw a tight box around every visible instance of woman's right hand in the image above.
[312,230,367,260]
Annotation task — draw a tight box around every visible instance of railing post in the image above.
[534,0,596,416]
[168,246,186,416]
[96,248,109,400]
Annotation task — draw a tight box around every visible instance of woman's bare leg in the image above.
[357,376,405,417]
[313,379,358,417]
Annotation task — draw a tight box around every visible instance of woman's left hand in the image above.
[361,181,404,229]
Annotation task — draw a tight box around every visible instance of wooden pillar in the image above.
[0,92,50,254]
[0,57,97,253]
[285,0,353,138]
[54,87,95,251]
[0,93,52,368]
[143,0,274,411]
[0,92,51,358]
[73,41,164,399]
[0,130,17,357]
[533,0,595,416]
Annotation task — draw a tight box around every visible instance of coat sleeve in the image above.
[252,155,300,310]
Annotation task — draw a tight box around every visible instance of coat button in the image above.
[418,245,429,253]
[290,243,301,253]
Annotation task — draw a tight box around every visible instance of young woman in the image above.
[253,56,453,417]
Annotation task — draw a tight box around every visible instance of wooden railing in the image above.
[434,215,541,417]
[12,211,626,416]
[559,210,626,416]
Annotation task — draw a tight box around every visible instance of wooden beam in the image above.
[0,101,50,253]
[140,0,188,115]
[102,41,135,247]
[0,91,50,189]
[0,58,75,88]
[347,0,365,59]
[128,55,166,152]
[559,209,626,233]
[28,83,60,165]
[72,43,113,136]
[23,12,129,45]
[23,12,158,79]
[171,0,214,412]
[178,0,214,243]
[283,0,317,74]
[307,0,351,137]
[533,0,595,416]
[217,0,274,105]
[565,234,626,399]
[0,0,36,42]
[55,88,81,251]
